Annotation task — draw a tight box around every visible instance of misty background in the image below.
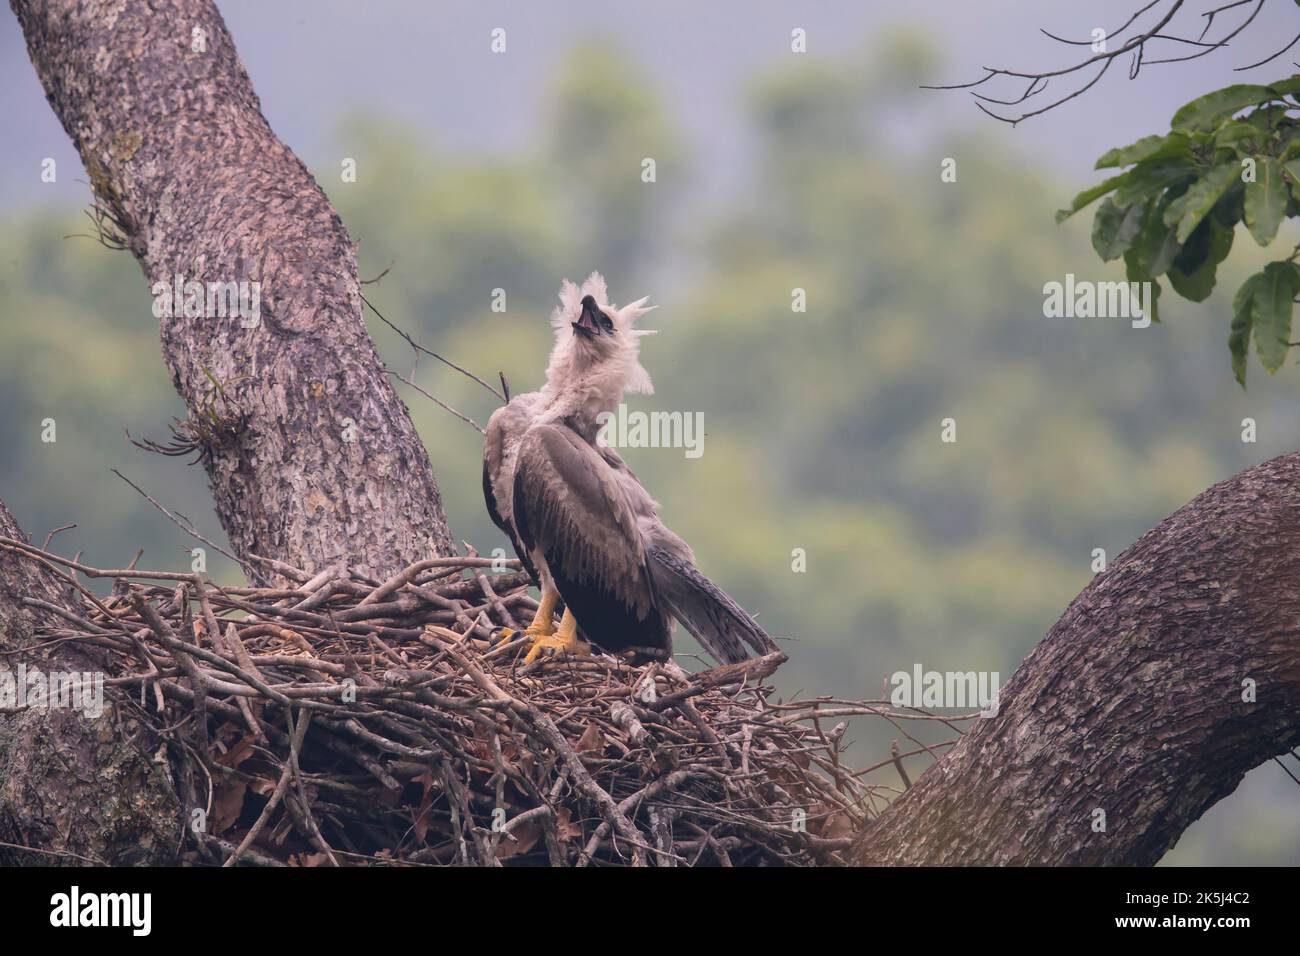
[2,0,1298,864]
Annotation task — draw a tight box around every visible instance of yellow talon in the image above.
[495,622,552,643]
[496,590,559,645]
[524,609,590,664]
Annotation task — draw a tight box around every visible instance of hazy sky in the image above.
[3,0,1298,212]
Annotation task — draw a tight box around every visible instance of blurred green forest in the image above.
[1,38,1296,864]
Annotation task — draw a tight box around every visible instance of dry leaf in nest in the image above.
[554,807,583,844]
[494,822,542,861]
[214,731,257,769]
[210,781,246,835]
[576,722,605,754]
[208,732,260,834]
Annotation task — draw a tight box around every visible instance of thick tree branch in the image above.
[11,0,455,580]
[856,451,1300,864]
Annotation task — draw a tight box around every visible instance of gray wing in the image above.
[512,424,670,655]
[600,444,777,664]
[483,407,511,532]
[647,546,779,663]
[483,400,540,585]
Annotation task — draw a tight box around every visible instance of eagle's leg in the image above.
[493,588,559,645]
[523,608,591,664]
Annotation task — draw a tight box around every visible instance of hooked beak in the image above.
[573,295,603,339]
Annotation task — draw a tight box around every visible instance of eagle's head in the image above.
[545,272,656,400]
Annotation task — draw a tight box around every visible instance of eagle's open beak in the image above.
[573,295,603,338]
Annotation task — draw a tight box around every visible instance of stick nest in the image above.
[4,540,966,866]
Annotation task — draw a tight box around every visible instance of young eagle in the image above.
[483,273,779,665]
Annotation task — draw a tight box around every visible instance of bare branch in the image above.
[927,0,1286,123]
[362,291,505,402]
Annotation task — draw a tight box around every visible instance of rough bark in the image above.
[11,0,454,581]
[856,451,1300,865]
[0,501,179,865]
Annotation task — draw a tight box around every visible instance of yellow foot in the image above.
[523,632,591,664]
[524,609,590,664]
[492,622,554,645]
[494,589,560,646]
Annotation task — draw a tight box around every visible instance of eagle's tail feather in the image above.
[648,547,779,665]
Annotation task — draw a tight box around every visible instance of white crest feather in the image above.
[544,272,657,407]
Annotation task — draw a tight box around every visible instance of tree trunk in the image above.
[11,0,454,581]
[0,501,179,865]
[855,451,1300,865]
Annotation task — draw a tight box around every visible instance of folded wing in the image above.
[483,397,543,585]
[512,423,672,657]
[647,545,779,664]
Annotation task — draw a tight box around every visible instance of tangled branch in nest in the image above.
[0,538,975,866]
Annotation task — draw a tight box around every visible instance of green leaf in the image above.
[1244,157,1288,245]
[1055,172,1130,223]
[1214,121,1260,150]
[1265,76,1300,97]
[1095,132,1192,169]
[1253,261,1299,373]
[1162,163,1238,243]
[1121,253,1163,324]
[1168,216,1234,302]
[1229,274,1262,386]
[1125,195,1181,279]
[1091,196,1145,261]
[1111,160,1195,207]
[1171,84,1278,131]
[1243,104,1287,135]
[1283,158,1300,202]
[1282,136,1300,162]
[1145,277,1162,324]
[1168,258,1213,301]
[1212,183,1246,229]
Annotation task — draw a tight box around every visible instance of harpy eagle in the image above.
[483,273,778,665]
